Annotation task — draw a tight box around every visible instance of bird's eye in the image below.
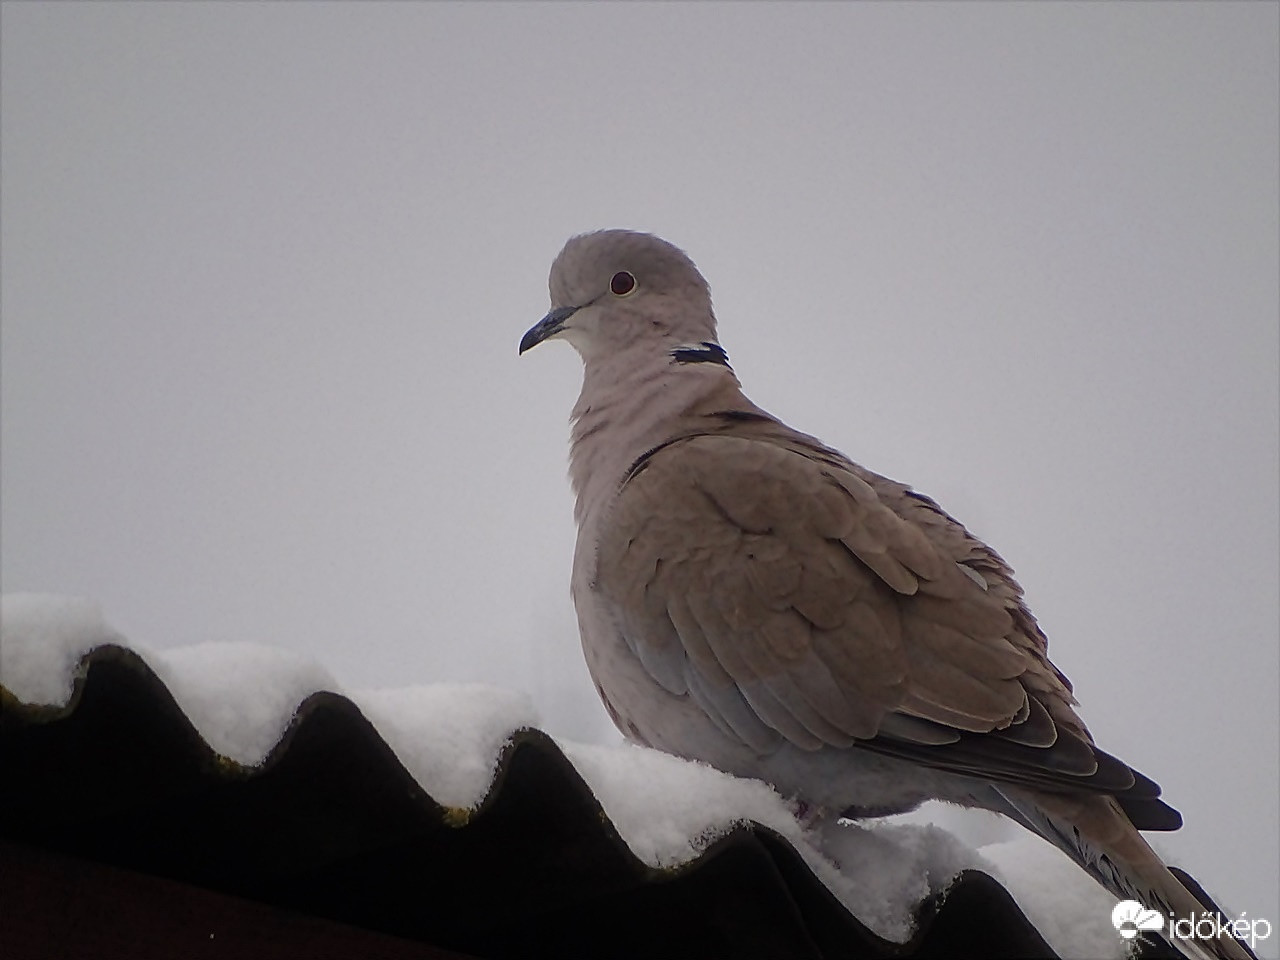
[610,271,637,297]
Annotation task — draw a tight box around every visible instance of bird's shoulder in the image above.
[601,408,1090,740]
[610,408,1003,593]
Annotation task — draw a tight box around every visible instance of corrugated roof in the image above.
[1,643,1183,959]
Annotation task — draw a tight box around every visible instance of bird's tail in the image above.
[995,788,1257,960]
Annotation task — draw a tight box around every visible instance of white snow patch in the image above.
[0,594,339,765]
[815,818,997,942]
[558,739,806,868]
[352,684,539,809]
[147,642,339,766]
[893,798,1016,849]
[980,834,1126,960]
[555,740,1001,945]
[0,592,1139,958]
[0,593,129,705]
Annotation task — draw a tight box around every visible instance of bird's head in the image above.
[519,230,722,366]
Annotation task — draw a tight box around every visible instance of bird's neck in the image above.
[568,349,753,526]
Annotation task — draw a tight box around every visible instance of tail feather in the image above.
[995,788,1256,960]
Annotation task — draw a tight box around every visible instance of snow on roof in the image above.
[1,592,1131,958]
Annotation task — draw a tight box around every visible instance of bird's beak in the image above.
[519,305,579,354]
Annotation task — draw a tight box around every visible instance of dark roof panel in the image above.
[1,644,1183,959]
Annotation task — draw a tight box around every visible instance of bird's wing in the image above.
[595,431,1167,811]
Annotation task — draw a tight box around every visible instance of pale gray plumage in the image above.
[520,230,1252,960]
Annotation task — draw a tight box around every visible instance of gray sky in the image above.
[3,0,1277,931]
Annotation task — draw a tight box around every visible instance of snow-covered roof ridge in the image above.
[1,593,1130,958]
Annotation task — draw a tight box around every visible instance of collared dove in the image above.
[520,230,1252,960]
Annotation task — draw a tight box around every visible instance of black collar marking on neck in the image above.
[671,341,731,368]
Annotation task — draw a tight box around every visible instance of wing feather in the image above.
[595,429,1156,800]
